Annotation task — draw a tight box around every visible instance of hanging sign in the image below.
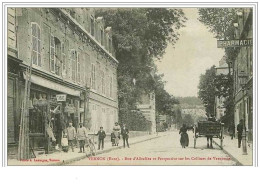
[217,39,253,48]
[56,94,67,102]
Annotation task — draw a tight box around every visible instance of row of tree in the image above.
[197,8,242,126]
[96,8,187,129]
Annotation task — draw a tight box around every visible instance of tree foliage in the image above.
[198,66,216,116]
[96,8,186,117]
[198,8,238,125]
[183,114,194,127]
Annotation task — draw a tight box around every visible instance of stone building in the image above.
[232,8,253,141]
[7,8,119,158]
[136,92,156,134]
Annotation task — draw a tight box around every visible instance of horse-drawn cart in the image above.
[194,121,224,149]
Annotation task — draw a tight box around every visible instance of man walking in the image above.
[228,123,235,140]
[237,119,244,148]
[96,127,106,150]
[66,122,76,152]
[121,123,129,148]
[77,122,88,153]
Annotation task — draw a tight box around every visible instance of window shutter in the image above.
[50,35,55,72]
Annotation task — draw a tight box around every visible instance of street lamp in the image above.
[238,71,248,155]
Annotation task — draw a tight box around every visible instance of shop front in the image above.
[22,72,84,156]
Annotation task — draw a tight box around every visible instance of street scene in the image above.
[6,7,253,166]
[69,130,237,166]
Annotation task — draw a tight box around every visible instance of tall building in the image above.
[7,8,119,158]
[232,8,253,141]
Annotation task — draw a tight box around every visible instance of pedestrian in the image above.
[96,127,106,150]
[206,115,216,148]
[237,119,244,148]
[113,122,121,146]
[77,122,88,153]
[66,122,76,152]
[179,124,189,148]
[121,123,129,148]
[228,123,235,140]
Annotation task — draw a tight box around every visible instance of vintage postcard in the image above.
[5,5,255,166]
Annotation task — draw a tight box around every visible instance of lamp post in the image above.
[238,71,248,155]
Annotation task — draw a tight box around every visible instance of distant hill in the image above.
[177,97,203,106]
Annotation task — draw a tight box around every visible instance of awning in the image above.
[23,72,81,97]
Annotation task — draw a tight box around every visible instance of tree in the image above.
[183,114,194,127]
[198,8,239,125]
[96,8,186,121]
[198,66,216,117]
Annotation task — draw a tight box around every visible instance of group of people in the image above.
[61,121,130,153]
[111,122,130,148]
[62,122,88,153]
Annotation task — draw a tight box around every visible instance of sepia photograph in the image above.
[5,4,255,166]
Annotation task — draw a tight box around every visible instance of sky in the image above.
[155,8,225,97]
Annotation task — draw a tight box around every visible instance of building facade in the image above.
[136,92,156,134]
[232,8,253,141]
[7,8,119,158]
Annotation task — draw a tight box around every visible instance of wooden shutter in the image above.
[7,78,15,144]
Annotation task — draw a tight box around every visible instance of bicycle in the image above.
[85,137,96,156]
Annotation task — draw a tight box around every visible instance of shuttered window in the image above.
[7,78,15,144]
[71,50,77,82]
[77,52,81,83]
[91,63,96,90]
[50,35,55,72]
[101,70,105,95]
[61,43,66,76]
[109,75,113,98]
[31,23,41,66]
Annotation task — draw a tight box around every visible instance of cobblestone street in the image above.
[69,130,236,165]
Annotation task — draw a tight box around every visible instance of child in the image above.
[96,127,106,150]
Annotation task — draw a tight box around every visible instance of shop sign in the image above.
[217,39,253,48]
[56,94,67,102]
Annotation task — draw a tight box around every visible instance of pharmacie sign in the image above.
[56,94,67,101]
[217,39,253,48]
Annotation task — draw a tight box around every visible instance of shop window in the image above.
[31,22,41,66]
[29,92,48,134]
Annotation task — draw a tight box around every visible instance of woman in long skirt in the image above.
[179,124,189,148]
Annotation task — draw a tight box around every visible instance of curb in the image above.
[51,134,162,166]
[213,139,243,166]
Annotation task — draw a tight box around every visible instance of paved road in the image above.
[69,130,236,166]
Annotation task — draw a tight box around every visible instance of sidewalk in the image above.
[213,134,253,166]
[8,132,167,166]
